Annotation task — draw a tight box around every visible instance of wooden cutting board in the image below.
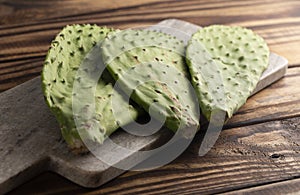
[0,19,288,194]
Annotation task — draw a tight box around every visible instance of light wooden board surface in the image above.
[0,19,288,194]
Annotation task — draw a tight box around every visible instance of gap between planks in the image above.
[219,176,300,195]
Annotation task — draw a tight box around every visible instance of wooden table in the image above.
[1,0,299,194]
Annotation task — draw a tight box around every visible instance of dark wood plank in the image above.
[0,0,300,92]
[0,0,164,25]
[1,0,299,28]
[228,67,300,127]
[0,58,44,91]
[221,177,300,195]
[9,116,300,194]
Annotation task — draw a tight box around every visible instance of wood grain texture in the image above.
[222,177,300,195]
[9,117,300,194]
[1,0,300,194]
[0,0,300,92]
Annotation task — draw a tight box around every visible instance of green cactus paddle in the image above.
[186,25,269,120]
[42,25,139,153]
[101,29,200,133]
